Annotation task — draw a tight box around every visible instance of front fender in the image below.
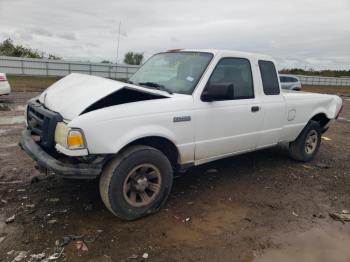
[70,112,195,164]
[111,125,178,154]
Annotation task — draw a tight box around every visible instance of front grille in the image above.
[27,99,63,148]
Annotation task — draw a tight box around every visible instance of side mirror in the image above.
[201,82,234,102]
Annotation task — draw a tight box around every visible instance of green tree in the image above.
[48,54,62,60]
[0,38,61,60]
[133,53,144,65]
[123,52,134,64]
[123,51,144,65]
[279,68,350,77]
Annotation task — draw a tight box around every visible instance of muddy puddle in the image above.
[162,202,248,242]
[254,223,350,262]
[0,102,25,112]
[0,143,18,148]
[0,116,25,125]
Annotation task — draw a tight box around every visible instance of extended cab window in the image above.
[206,58,254,100]
[258,60,280,95]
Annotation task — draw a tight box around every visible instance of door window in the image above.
[206,58,254,100]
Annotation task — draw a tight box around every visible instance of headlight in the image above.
[54,122,86,150]
[55,122,70,148]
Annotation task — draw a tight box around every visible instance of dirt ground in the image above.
[0,89,349,262]
[302,85,350,94]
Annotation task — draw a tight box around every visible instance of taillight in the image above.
[335,104,343,119]
[0,75,7,81]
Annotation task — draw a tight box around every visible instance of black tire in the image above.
[289,120,321,162]
[99,145,173,220]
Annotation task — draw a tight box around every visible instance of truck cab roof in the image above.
[178,49,274,61]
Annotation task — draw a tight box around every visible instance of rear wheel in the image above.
[99,145,173,220]
[289,120,321,162]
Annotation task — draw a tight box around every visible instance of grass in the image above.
[7,75,62,92]
[302,85,350,94]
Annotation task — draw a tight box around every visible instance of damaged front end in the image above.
[81,87,167,115]
[20,74,170,179]
[20,129,106,179]
[21,98,106,178]
[39,73,170,120]
[20,74,171,179]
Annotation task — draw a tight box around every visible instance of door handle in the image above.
[251,106,260,112]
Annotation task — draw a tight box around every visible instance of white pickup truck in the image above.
[21,49,343,220]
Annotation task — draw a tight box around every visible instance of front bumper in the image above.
[20,130,102,179]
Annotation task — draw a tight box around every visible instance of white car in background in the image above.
[0,73,11,95]
[279,74,302,91]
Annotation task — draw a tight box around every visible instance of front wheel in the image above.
[289,120,322,162]
[99,145,173,220]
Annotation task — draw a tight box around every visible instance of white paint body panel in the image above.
[69,94,196,163]
[39,49,342,165]
[279,90,341,142]
[0,73,11,95]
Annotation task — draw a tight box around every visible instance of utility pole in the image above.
[116,21,121,65]
[115,21,121,79]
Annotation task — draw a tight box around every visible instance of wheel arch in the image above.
[119,136,180,169]
[309,112,331,131]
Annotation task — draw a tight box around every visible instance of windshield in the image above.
[129,52,213,95]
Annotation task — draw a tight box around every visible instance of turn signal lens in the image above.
[55,122,86,150]
[67,130,85,149]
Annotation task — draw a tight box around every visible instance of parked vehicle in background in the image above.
[0,73,11,95]
[21,49,343,220]
[279,74,302,90]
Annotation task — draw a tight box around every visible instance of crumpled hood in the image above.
[39,73,170,120]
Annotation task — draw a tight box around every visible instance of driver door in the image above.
[194,57,264,162]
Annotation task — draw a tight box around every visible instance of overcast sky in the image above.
[0,0,349,69]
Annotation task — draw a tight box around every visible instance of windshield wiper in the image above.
[138,82,173,95]
[126,80,134,84]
